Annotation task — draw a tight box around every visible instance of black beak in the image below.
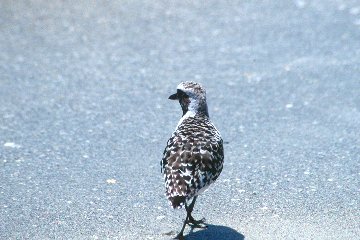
[168,93,178,100]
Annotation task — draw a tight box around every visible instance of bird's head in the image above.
[169,81,209,117]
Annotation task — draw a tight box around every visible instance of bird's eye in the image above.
[177,90,189,98]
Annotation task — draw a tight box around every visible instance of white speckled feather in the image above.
[161,82,224,208]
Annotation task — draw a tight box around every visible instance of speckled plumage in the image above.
[161,82,224,209]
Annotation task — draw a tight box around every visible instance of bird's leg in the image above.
[185,196,207,228]
[174,215,188,240]
[174,197,207,239]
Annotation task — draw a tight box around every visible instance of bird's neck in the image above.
[177,104,209,129]
[183,98,209,118]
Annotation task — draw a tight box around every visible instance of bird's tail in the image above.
[168,196,186,209]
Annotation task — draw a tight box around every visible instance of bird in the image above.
[161,81,224,239]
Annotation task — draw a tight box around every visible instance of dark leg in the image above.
[187,196,197,212]
[185,196,207,228]
[174,197,207,239]
[174,215,188,240]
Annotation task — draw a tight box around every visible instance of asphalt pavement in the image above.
[1,1,359,239]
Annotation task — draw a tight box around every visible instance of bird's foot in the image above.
[187,217,207,228]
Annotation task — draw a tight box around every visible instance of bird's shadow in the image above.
[185,224,245,240]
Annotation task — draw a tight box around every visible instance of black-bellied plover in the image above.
[161,82,224,239]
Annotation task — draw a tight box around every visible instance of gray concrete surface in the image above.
[1,0,359,239]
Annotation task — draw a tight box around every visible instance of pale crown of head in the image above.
[177,81,209,117]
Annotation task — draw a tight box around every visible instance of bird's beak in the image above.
[168,93,178,100]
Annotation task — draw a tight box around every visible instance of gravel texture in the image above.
[1,1,359,239]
